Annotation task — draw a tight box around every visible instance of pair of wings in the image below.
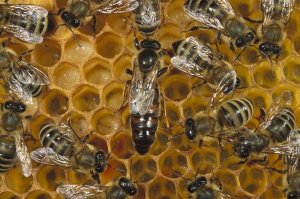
[90,0,139,14]
[171,36,237,109]
[30,120,86,168]
[129,61,159,116]
[261,0,295,27]
[183,0,236,35]
[0,5,48,43]
[1,52,50,104]
[56,184,108,199]
[134,0,160,25]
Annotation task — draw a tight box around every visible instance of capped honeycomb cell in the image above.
[162,74,191,101]
[25,190,51,199]
[33,39,61,67]
[189,147,219,174]
[131,155,157,183]
[64,35,93,64]
[72,85,100,112]
[282,55,300,84]
[0,192,19,199]
[83,58,112,85]
[110,131,134,159]
[148,176,177,199]
[102,81,124,112]
[53,62,80,90]
[37,166,66,191]
[159,149,188,178]
[91,108,120,135]
[107,13,131,34]
[40,89,69,116]
[5,167,33,193]
[253,61,281,89]
[113,54,133,82]
[239,166,267,195]
[96,32,123,59]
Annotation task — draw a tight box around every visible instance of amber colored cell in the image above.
[269,171,286,189]
[159,149,188,178]
[229,0,258,16]
[237,47,261,65]
[100,158,126,185]
[157,23,182,49]
[259,187,285,199]
[214,169,238,194]
[96,32,122,59]
[33,39,61,67]
[25,190,51,199]
[220,144,244,171]
[0,192,19,199]
[283,56,300,84]
[5,167,33,193]
[66,112,89,138]
[169,124,196,152]
[134,184,146,199]
[239,167,267,195]
[40,89,69,116]
[67,169,90,185]
[37,166,66,191]
[121,106,130,129]
[148,176,177,199]
[5,42,31,62]
[253,61,281,89]
[91,108,120,135]
[107,13,131,34]
[131,155,157,183]
[294,35,300,54]
[149,130,169,156]
[65,35,93,64]
[162,74,190,101]
[235,64,253,89]
[83,58,112,85]
[53,62,80,90]
[102,81,124,112]
[182,96,207,119]
[165,101,181,127]
[110,132,134,159]
[114,54,133,82]
[245,87,272,117]
[78,15,106,36]
[286,11,300,40]
[272,84,300,108]
[72,85,100,112]
[277,38,295,62]
[167,0,191,25]
[189,147,219,174]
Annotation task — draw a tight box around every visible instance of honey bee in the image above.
[0,47,50,104]
[0,4,48,43]
[58,0,139,31]
[133,0,161,37]
[0,100,32,177]
[56,177,138,199]
[286,170,300,199]
[257,0,295,60]
[121,36,168,155]
[30,120,109,183]
[171,36,240,102]
[183,0,257,52]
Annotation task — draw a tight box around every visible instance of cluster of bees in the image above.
[0,0,299,198]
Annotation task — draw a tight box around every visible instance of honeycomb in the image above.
[0,0,299,199]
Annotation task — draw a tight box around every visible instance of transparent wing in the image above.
[0,5,48,43]
[93,0,139,14]
[217,191,248,199]
[171,56,207,79]
[137,0,160,25]
[262,0,295,27]
[56,184,107,199]
[15,130,32,177]
[30,147,78,168]
[184,0,235,34]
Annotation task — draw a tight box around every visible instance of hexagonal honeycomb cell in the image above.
[1,0,299,198]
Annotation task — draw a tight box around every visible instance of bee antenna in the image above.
[107,163,126,176]
[233,47,247,64]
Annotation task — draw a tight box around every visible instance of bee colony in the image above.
[0,0,300,199]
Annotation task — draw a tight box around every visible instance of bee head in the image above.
[259,42,280,55]
[287,191,298,199]
[184,118,197,140]
[4,101,26,113]
[233,137,251,158]
[119,177,137,196]
[61,11,80,28]
[187,176,207,193]
[94,150,107,173]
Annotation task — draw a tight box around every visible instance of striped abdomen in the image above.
[39,123,73,156]
[265,108,295,143]
[0,136,17,173]
[218,98,253,129]
[131,87,160,155]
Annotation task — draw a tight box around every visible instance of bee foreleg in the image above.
[90,170,101,184]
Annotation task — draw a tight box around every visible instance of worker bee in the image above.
[183,0,257,53]
[0,4,48,43]
[133,0,161,37]
[30,120,110,183]
[0,100,32,177]
[256,0,295,60]
[286,170,300,199]
[56,176,138,199]
[120,35,168,155]
[58,0,139,32]
[171,36,240,103]
[0,47,50,104]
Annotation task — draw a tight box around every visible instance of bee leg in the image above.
[248,156,267,165]
[191,80,207,90]
[81,130,94,143]
[116,79,131,114]
[18,49,33,61]
[91,15,97,37]
[158,67,168,77]
[90,170,101,184]
[230,42,235,52]
[266,167,287,174]
[243,17,262,24]
[184,25,211,32]
[237,158,248,165]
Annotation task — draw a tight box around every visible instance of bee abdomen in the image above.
[40,123,73,156]
[266,108,295,143]
[218,98,253,129]
[0,137,17,173]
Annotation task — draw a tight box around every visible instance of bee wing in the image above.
[0,5,47,43]
[14,130,32,177]
[92,0,139,14]
[136,0,160,26]
[30,147,78,168]
[261,0,295,27]
[56,184,108,199]
[184,0,235,34]
[171,56,207,79]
